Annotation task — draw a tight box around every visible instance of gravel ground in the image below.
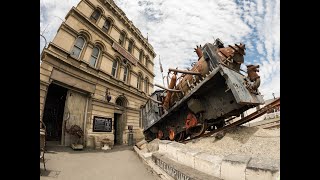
[186,126,280,160]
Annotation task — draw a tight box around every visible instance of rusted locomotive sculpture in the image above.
[142,38,264,141]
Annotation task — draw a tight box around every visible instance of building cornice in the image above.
[95,0,156,58]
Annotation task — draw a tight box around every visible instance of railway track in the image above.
[248,117,280,129]
[180,97,280,143]
[259,121,280,129]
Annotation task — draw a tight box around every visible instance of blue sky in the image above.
[40,0,280,100]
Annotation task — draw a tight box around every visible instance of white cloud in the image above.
[256,42,264,55]
[40,0,280,99]
[40,0,79,50]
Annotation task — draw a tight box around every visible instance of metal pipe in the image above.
[168,68,201,75]
[163,73,177,110]
[83,96,89,146]
[148,96,162,104]
[40,34,47,48]
[154,84,182,92]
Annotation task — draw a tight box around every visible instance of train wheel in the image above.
[216,120,225,129]
[168,128,175,141]
[189,121,208,138]
[175,131,186,142]
[145,130,156,141]
[157,130,164,139]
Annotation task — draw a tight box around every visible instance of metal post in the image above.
[128,125,133,146]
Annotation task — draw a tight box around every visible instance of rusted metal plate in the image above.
[220,65,264,105]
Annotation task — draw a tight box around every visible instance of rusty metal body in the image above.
[163,72,177,110]
[142,38,264,141]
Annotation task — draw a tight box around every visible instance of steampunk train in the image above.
[142,38,265,142]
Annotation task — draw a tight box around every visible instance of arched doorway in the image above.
[114,96,127,145]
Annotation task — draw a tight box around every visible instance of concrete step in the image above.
[158,140,280,180]
[152,152,221,180]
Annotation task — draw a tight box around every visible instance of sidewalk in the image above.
[40,144,160,180]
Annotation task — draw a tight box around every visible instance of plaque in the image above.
[112,42,137,66]
[93,116,112,132]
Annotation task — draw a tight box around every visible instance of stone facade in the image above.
[40,0,156,148]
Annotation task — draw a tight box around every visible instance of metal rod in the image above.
[154,84,182,92]
[40,34,47,48]
[159,55,165,86]
[148,96,162,104]
[168,68,201,75]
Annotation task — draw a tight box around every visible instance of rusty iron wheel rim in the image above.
[157,130,163,139]
[169,129,175,141]
[175,131,186,142]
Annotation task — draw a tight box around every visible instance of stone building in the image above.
[40,0,156,148]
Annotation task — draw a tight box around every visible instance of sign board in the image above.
[112,42,137,66]
[93,116,112,132]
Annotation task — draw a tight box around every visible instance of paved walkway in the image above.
[40,144,160,180]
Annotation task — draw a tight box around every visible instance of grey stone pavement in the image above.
[40,143,160,180]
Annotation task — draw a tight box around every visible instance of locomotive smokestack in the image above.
[194,45,203,58]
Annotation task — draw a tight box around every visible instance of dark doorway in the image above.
[114,113,123,145]
[43,83,68,142]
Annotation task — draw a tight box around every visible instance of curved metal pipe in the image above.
[168,68,201,75]
[154,84,182,92]
[40,34,47,48]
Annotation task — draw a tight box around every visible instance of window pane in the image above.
[103,20,110,30]
[128,41,133,52]
[111,68,116,76]
[71,47,81,58]
[145,79,148,92]
[75,37,85,48]
[139,78,143,90]
[92,47,99,57]
[123,74,127,82]
[112,61,118,76]
[92,10,100,20]
[119,33,125,45]
[139,51,143,61]
[89,56,97,67]
[123,67,127,81]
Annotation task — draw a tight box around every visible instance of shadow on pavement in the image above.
[40,169,61,178]
[45,143,134,154]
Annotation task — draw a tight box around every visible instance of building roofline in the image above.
[94,0,156,58]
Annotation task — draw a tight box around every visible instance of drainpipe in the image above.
[83,95,89,147]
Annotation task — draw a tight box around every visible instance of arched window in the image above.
[123,66,128,82]
[116,98,124,107]
[90,9,101,23]
[103,19,111,32]
[119,32,125,46]
[111,60,118,77]
[128,40,133,53]
[137,73,143,90]
[89,46,100,67]
[144,78,149,94]
[115,96,127,107]
[139,50,144,63]
[71,36,85,58]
